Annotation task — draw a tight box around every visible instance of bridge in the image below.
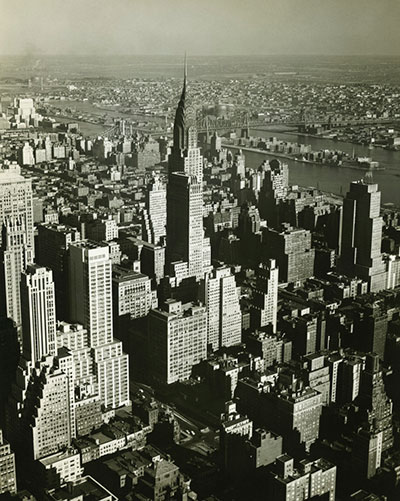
[102,114,399,140]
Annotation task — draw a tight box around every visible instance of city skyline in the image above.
[1,0,400,57]
[1,16,400,499]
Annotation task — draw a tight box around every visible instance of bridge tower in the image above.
[299,107,308,133]
[241,113,250,139]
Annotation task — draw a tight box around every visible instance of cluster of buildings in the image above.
[0,64,400,500]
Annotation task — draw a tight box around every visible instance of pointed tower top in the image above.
[173,54,188,151]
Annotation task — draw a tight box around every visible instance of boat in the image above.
[341,157,385,171]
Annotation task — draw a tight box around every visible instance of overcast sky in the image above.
[1,0,399,56]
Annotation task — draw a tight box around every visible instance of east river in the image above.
[241,130,400,206]
[49,100,400,206]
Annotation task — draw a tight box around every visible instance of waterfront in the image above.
[245,129,400,206]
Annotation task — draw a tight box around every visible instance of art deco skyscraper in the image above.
[20,264,57,364]
[7,356,72,461]
[0,163,34,250]
[339,179,386,292]
[0,216,34,337]
[69,241,130,409]
[69,242,113,348]
[142,175,167,245]
[250,259,279,333]
[36,222,81,321]
[199,266,242,351]
[168,57,203,183]
[0,164,35,342]
[166,58,211,282]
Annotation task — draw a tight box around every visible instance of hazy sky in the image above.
[1,0,400,56]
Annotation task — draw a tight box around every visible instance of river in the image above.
[48,100,400,205]
[243,129,400,206]
[48,99,166,137]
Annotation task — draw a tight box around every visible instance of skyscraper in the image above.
[339,179,387,292]
[168,57,203,183]
[37,222,81,320]
[0,163,34,250]
[69,242,113,348]
[166,58,210,282]
[0,164,34,341]
[199,266,242,351]
[0,429,17,495]
[263,224,315,285]
[0,216,34,336]
[7,356,72,461]
[258,159,289,228]
[20,264,57,364]
[356,353,393,452]
[250,259,279,332]
[142,175,166,245]
[69,241,129,409]
[148,299,207,385]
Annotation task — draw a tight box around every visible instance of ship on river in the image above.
[340,156,385,171]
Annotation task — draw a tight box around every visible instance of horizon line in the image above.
[1,53,400,58]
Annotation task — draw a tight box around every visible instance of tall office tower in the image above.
[354,301,388,360]
[167,172,208,281]
[148,299,207,385]
[0,429,17,495]
[356,353,393,452]
[56,322,102,438]
[20,265,57,364]
[263,224,315,284]
[7,356,71,461]
[69,241,129,409]
[250,259,279,332]
[339,180,387,292]
[69,242,113,347]
[327,353,343,404]
[199,266,242,352]
[37,223,81,320]
[0,163,34,250]
[166,59,210,281]
[337,357,363,404]
[0,216,34,337]
[258,159,289,228]
[142,175,166,245]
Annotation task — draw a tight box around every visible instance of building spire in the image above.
[173,54,188,151]
[184,52,187,86]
